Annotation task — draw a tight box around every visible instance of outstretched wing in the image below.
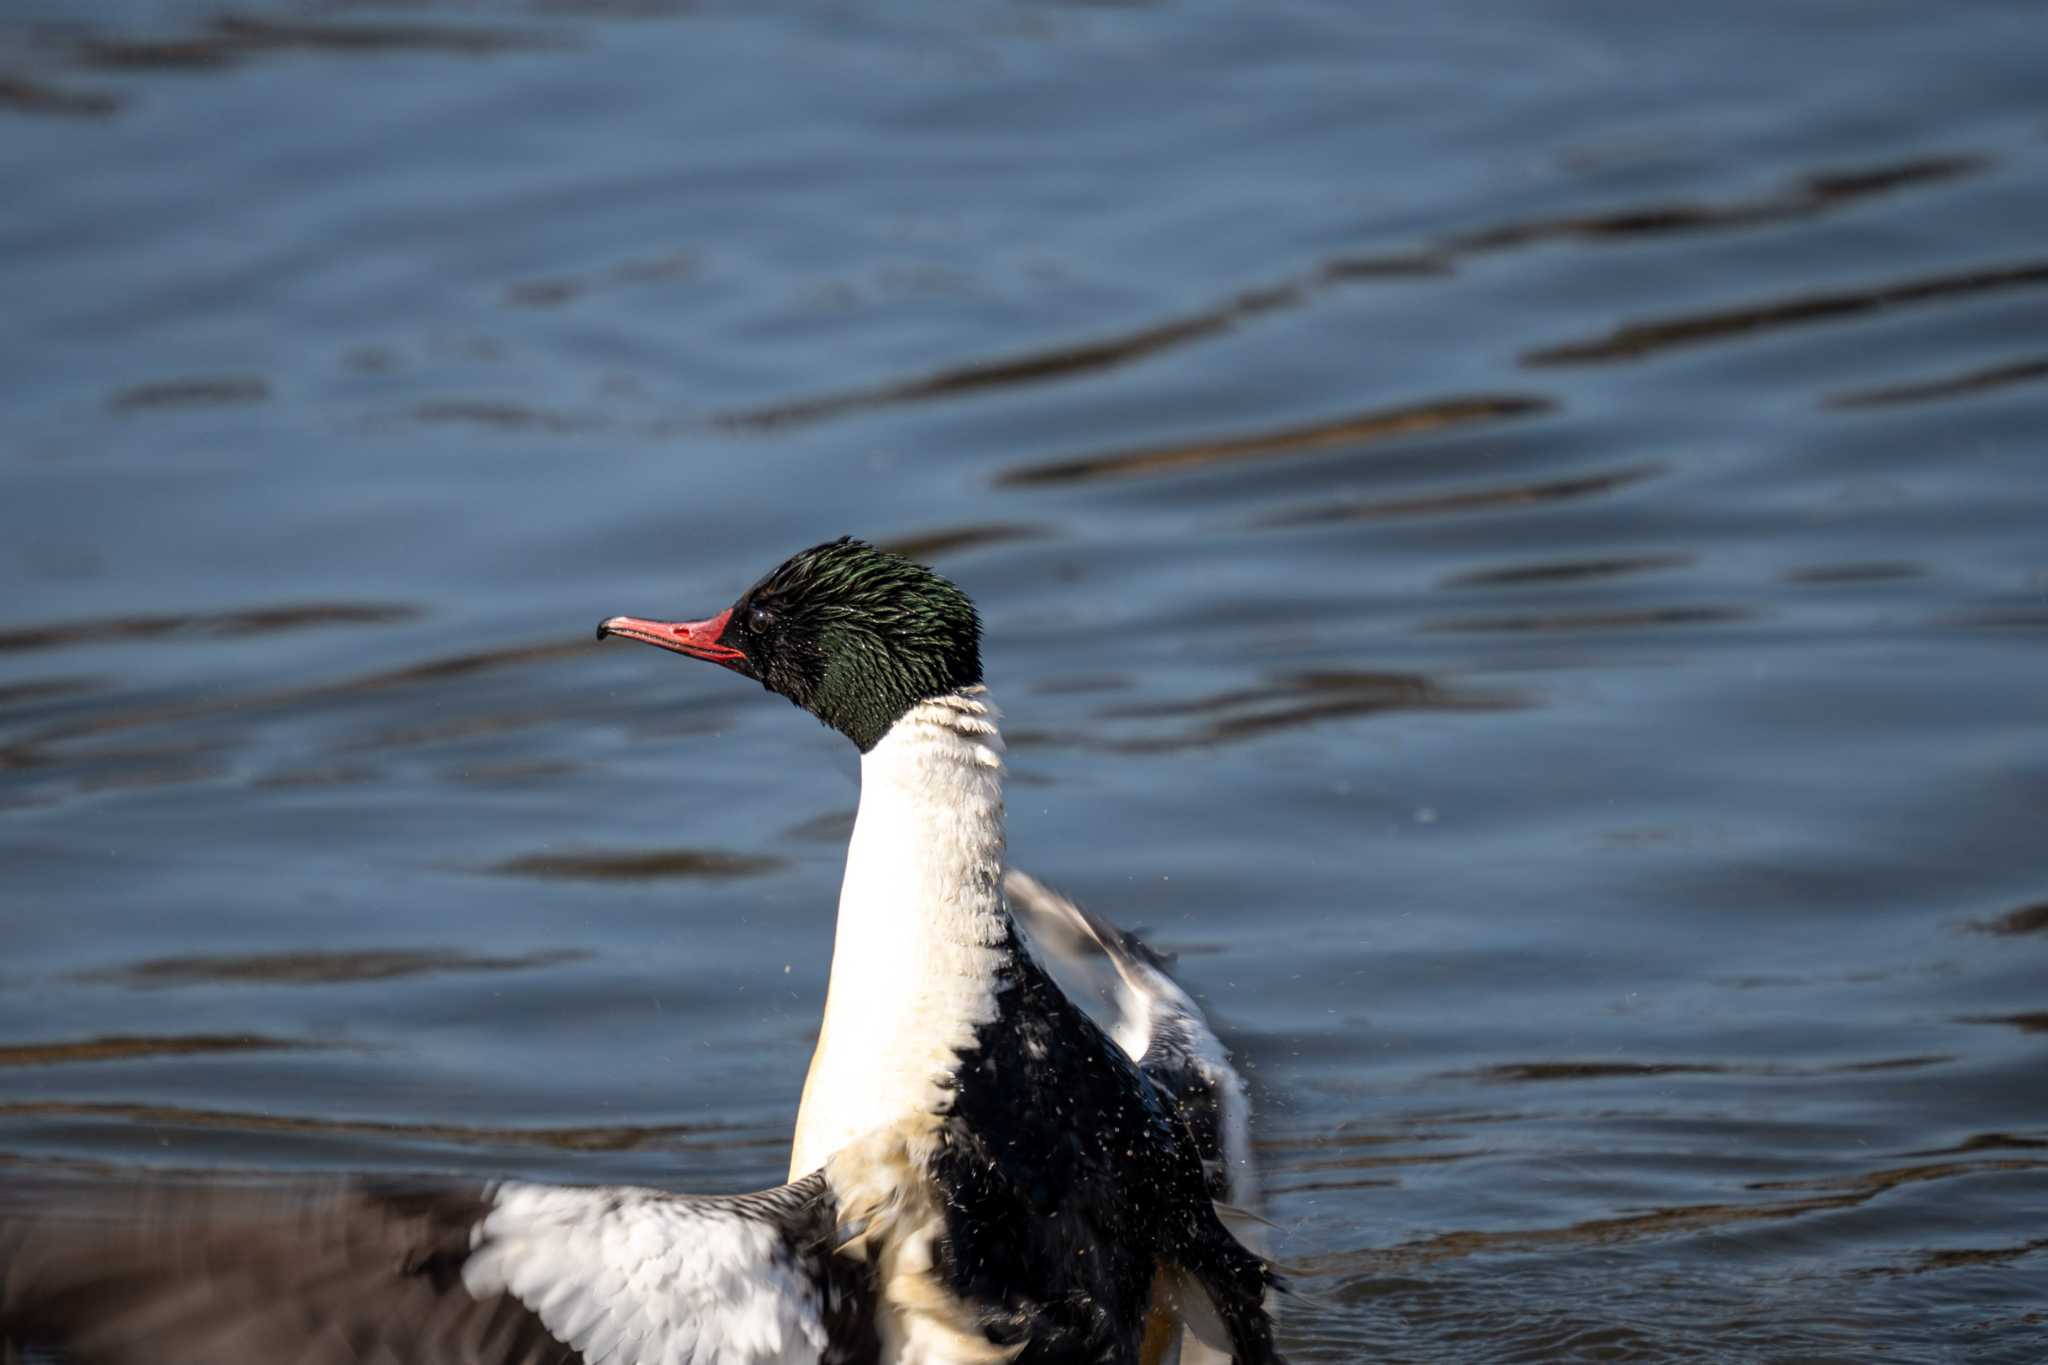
[0,1170,876,1365]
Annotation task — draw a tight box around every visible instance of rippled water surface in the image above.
[4,1,2047,1358]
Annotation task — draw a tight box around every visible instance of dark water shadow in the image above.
[79,947,589,989]
[1905,1133,2048,1158]
[779,808,856,845]
[1826,355,2048,409]
[0,677,101,710]
[338,709,555,754]
[1969,901,2048,936]
[1041,671,1520,755]
[996,395,1554,489]
[527,0,705,19]
[1954,1012,2048,1034]
[1523,259,2048,366]
[504,248,696,308]
[0,74,121,117]
[704,153,1985,434]
[1313,1155,2048,1271]
[107,376,268,414]
[401,399,605,434]
[11,639,586,757]
[1942,607,2048,630]
[1779,562,1925,585]
[875,523,1046,562]
[1460,1061,1734,1082]
[1263,1141,1477,1201]
[1447,155,1986,252]
[716,285,1306,431]
[71,14,567,71]
[1440,554,1690,590]
[0,603,418,655]
[0,1101,767,1155]
[0,1035,320,1067]
[1856,1237,2048,1278]
[485,848,787,880]
[1421,605,1750,635]
[1263,462,1663,529]
[1455,1056,1950,1083]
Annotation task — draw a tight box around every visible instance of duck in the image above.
[0,537,1279,1365]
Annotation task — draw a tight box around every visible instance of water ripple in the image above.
[0,1101,764,1154]
[0,74,120,118]
[997,395,1554,489]
[716,287,1305,431]
[71,14,566,70]
[485,848,787,880]
[0,603,418,655]
[1448,155,1986,252]
[79,948,589,990]
[0,1035,317,1067]
[1264,462,1662,528]
[1971,902,2048,936]
[1825,355,2048,409]
[106,376,268,414]
[1524,259,2048,366]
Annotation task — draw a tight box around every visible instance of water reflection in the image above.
[709,151,1991,437]
[403,400,603,434]
[0,1101,762,1155]
[1523,259,2048,366]
[1264,462,1662,527]
[717,288,1304,431]
[1310,1152,2048,1271]
[80,948,589,989]
[1779,561,1924,585]
[1440,554,1690,590]
[1955,1012,2048,1034]
[0,74,120,118]
[504,249,697,308]
[0,604,417,655]
[1972,902,2048,936]
[486,848,787,880]
[875,523,1044,562]
[106,376,268,414]
[1067,670,1519,753]
[1861,1238,2048,1276]
[1421,605,1748,634]
[70,14,563,70]
[997,395,1554,488]
[0,677,99,711]
[0,1035,316,1067]
[1827,355,2048,408]
[1446,155,1986,251]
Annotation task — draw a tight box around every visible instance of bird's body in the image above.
[0,539,1278,1365]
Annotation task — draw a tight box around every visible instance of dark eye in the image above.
[749,604,775,631]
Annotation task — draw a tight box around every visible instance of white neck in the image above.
[788,686,1013,1178]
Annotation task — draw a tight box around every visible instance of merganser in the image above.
[0,538,1279,1365]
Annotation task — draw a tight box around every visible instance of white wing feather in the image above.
[463,1183,833,1365]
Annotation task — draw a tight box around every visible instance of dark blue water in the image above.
[4,1,2047,1358]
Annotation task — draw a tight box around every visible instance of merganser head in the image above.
[596,537,982,751]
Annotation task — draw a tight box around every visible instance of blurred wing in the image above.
[0,1170,873,1365]
[1004,869,1270,1365]
[1004,869,1258,1210]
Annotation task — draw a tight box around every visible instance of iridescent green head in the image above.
[598,537,983,751]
